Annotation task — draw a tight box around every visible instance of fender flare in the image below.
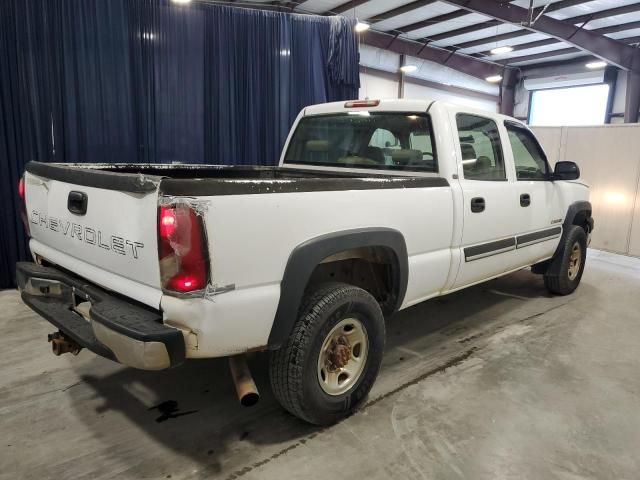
[547,201,593,275]
[267,228,408,349]
[562,200,593,230]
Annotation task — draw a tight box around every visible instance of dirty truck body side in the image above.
[16,99,591,424]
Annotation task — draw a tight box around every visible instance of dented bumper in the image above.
[16,262,185,370]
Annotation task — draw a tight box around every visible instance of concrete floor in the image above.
[1,249,640,480]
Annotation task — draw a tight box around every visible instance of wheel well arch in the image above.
[545,201,593,276]
[267,228,408,349]
[564,200,593,232]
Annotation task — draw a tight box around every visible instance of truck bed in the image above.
[26,162,448,196]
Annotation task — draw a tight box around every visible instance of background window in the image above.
[506,125,550,180]
[529,84,610,126]
[456,114,506,181]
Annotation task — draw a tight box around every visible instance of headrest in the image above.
[306,140,329,152]
[460,144,477,160]
[362,146,385,164]
[391,149,422,166]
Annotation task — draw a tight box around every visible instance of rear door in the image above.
[24,165,162,306]
[451,112,522,288]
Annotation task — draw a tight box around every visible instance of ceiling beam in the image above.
[519,55,596,74]
[428,20,501,42]
[422,0,585,44]
[499,47,580,65]
[362,0,438,24]
[520,41,640,74]
[476,38,558,58]
[453,29,535,51]
[328,0,371,15]
[592,20,640,37]
[361,29,506,80]
[392,9,469,34]
[500,34,640,66]
[475,20,640,58]
[451,2,640,51]
[439,0,640,72]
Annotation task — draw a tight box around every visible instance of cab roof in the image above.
[302,98,526,128]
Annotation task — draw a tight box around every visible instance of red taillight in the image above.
[344,100,380,108]
[18,177,25,199]
[18,176,30,237]
[167,274,199,291]
[158,203,209,293]
[159,206,177,238]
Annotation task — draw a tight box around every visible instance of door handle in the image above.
[520,193,531,207]
[68,191,88,215]
[470,197,485,213]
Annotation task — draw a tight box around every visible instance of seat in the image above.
[461,144,477,177]
[460,144,477,161]
[361,146,385,164]
[473,155,492,175]
[305,139,329,163]
[390,149,422,167]
[305,140,329,152]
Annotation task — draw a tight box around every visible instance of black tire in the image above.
[269,282,385,426]
[544,225,587,295]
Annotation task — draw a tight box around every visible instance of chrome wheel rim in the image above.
[568,242,582,280]
[317,318,369,396]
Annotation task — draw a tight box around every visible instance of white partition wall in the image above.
[531,127,564,165]
[359,71,398,100]
[532,124,640,257]
[403,82,498,112]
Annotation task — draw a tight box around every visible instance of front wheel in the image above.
[544,225,587,295]
[269,283,385,425]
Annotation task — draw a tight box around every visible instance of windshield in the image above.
[283,112,437,172]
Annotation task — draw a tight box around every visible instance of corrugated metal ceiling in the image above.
[292,0,640,69]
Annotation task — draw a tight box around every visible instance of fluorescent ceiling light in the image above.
[490,46,514,55]
[355,22,370,33]
[586,61,607,69]
[171,0,191,4]
[485,75,503,83]
[400,65,418,73]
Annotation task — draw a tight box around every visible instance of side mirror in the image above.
[553,161,580,180]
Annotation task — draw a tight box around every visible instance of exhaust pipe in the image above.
[228,355,259,407]
[48,331,82,356]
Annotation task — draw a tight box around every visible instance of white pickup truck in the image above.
[16,99,592,425]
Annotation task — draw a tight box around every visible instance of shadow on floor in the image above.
[67,269,565,475]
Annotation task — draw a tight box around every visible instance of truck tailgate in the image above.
[24,164,163,307]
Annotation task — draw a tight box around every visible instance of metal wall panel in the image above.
[532,124,640,257]
[629,172,640,257]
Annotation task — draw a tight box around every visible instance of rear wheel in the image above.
[269,283,385,425]
[544,225,587,295]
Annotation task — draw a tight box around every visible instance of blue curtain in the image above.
[0,0,359,288]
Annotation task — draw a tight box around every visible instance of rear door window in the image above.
[456,114,506,181]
